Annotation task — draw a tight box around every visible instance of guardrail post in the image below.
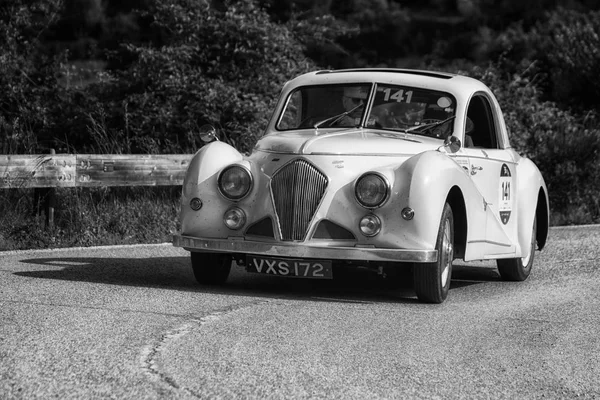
[33,149,56,229]
[45,149,56,229]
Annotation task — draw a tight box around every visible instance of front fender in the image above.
[390,151,485,250]
[181,142,244,236]
[182,141,243,194]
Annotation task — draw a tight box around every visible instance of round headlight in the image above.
[223,207,246,230]
[355,173,389,209]
[218,165,252,200]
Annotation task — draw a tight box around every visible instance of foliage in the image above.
[0,0,65,153]
[95,0,315,154]
[0,187,179,251]
[491,7,600,109]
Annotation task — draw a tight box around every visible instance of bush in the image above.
[492,7,600,109]
[94,0,315,154]
[0,0,65,154]
[0,187,180,251]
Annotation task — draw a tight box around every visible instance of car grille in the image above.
[271,159,328,241]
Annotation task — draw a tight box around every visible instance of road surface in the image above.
[1,226,599,399]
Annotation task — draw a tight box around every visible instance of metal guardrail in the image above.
[0,151,192,227]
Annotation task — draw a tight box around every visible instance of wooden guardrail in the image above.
[0,152,191,227]
[0,153,191,188]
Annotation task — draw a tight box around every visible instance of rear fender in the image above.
[515,157,549,253]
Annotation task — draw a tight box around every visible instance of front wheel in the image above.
[497,217,537,281]
[413,203,454,304]
[190,252,231,285]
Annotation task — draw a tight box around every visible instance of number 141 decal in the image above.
[499,163,512,224]
[501,181,510,201]
[382,88,413,103]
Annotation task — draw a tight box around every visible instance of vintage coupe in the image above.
[173,69,549,303]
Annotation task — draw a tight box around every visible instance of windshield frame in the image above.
[275,82,457,139]
[275,83,374,131]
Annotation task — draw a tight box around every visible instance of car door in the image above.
[455,93,517,258]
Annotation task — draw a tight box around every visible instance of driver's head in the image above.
[342,87,368,111]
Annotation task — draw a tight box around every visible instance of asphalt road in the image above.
[1,226,599,399]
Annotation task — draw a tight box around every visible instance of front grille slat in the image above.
[271,159,328,241]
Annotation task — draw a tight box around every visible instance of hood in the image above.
[254,128,443,155]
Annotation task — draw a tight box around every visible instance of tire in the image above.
[413,203,454,304]
[190,252,231,285]
[497,217,536,281]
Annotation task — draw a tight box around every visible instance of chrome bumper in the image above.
[173,234,437,263]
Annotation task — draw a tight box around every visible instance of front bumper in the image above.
[173,234,437,263]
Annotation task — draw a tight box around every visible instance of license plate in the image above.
[246,255,333,279]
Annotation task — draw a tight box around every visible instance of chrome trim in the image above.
[270,158,328,241]
[468,239,512,247]
[451,153,517,165]
[256,148,420,157]
[173,234,438,263]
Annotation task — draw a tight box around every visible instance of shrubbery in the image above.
[84,0,315,154]
[0,0,65,153]
[492,7,600,109]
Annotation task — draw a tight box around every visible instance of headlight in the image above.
[218,165,252,200]
[355,172,389,209]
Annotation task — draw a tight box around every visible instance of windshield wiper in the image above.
[405,115,456,133]
[314,104,363,129]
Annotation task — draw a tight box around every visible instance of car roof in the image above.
[284,68,488,101]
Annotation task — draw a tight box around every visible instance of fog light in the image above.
[190,197,203,211]
[359,214,381,237]
[223,207,246,230]
[401,207,414,220]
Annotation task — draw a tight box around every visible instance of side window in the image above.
[465,95,499,149]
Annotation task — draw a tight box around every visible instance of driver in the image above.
[337,86,368,127]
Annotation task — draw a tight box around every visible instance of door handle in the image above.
[471,165,483,175]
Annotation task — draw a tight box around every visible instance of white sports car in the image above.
[173,68,550,303]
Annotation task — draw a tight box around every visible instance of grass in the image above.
[0,187,181,251]
[0,182,587,252]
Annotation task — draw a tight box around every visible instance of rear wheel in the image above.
[190,252,231,285]
[497,217,536,281]
[413,203,454,304]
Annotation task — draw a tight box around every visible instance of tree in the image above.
[93,0,315,154]
[0,0,64,154]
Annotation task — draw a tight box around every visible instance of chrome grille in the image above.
[271,159,328,241]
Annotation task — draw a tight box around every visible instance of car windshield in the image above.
[276,83,457,139]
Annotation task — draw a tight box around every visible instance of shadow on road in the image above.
[16,256,501,305]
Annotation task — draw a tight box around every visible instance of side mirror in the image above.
[443,135,461,153]
[199,124,218,143]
